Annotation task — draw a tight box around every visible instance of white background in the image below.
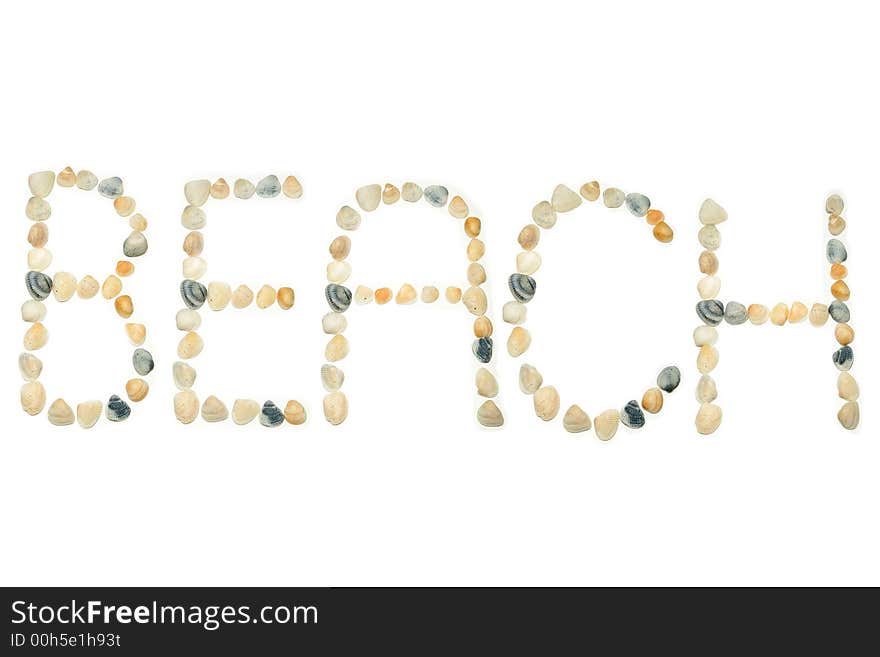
[1,0,877,586]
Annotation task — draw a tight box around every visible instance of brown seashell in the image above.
[831,280,850,301]
[125,378,149,402]
[56,167,77,187]
[277,287,295,309]
[284,400,307,425]
[473,316,493,338]
[329,235,351,260]
[835,323,854,346]
[518,224,540,251]
[116,261,135,277]
[579,181,600,201]
[653,221,673,243]
[698,251,718,275]
[445,287,462,303]
[211,178,230,199]
[375,287,392,304]
[464,216,481,237]
[382,183,400,205]
[183,231,204,256]
[114,196,136,217]
[114,295,133,318]
[641,388,664,414]
[28,222,49,247]
[396,284,417,304]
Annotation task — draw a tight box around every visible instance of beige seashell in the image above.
[697,275,721,300]
[177,331,203,359]
[693,325,718,346]
[322,312,347,334]
[173,361,197,390]
[594,409,620,441]
[176,308,201,331]
[838,372,859,401]
[29,171,55,197]
[184,179,211,206]
[695,403,722,435]
[329,235,351,260]
[233,178,255,199]
[809,303,829,327]
[828,214,846,236]
[507,327,531,357]
[466,239,485,262]
[518,224,540,251]
[125,378,149,402]
[375,288,392,304]
[21,300,46,322]
[24,322,49,350]
[101,275,122,299]
[28,222,49,248]
[116,260,135,277]
[76,170,98,190]
[770,303,789,326]
[174,390,199,424]
[47,399,75,426]
[282,176,302,199]
[183,256,207,280]
[21,381,46,415]
[837,401,859,430]
[519,364,543,394]
[396,283,417,304]
[77,275,99,299]
[355,285,373,304]
[277,287,295,310]
[323,391,348,425]
[129,213,147,231]
[382,183,400,204]
[114,196,136,217]
[580,181,600,201]
[207,281,232,311]
[355,184,381,211]
[748,304,769,325]
[53,272,77,302]
[231,285,253,309]
[533,386,560,421]
[475,367,499,398]
[125,323,146,346]
[464,216,481,237]
[641,388,664,414]
[56,167,76,187]
[835,323,854,346]
[76,400,102,428]
[321,364,345,391]
[201,395,228,422]
[27,247,52,271]
[336,205,361,230]
[696,375,718,403]
[448,195,469,218]
[183,231,204,256]
[563,405,591,433]
[699,251,719,275]
[789,301,808,323]
[256,285,276,309]
[232,399,260,425]
[698,225,721,250]
[26,196,51,221]
[551,184,582,212]
[421,286,439,303]
[699,198,728,225]
[532,200,556,228]
[697,344,719,374]
[181,205,206,229]
[19,352,42,381]
[325,334,350,362]
[473,316,493,338]
[516,251,541,275]
[445,287,462,303]
[327,261,351,283]
[211,178,230,199]
[462,286,487,316]
[115,295,133,318]
[502,301,527,325]
[401,182,422,202]
[476,400,504,427]
[467,263,487,286]
[284,400,307,425]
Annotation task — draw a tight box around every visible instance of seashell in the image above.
[809,303,829,327]
[828,300,849,323]
[551,184,582,212]
[653,222,674,243]
[321,364,344,392]
[401,182,422,202]
[641,388,664,414]
[232,399,260,425]
[837,401,859,430]
[76,170,98,190]
[183,256,207,280]
[835,323,854,346]
[176,308,201,331]
[329,235,351,260]
[234,178,255,199]
[375,288,392,304]
[580,181,600,201]
[114,196,136,217]
[625,192,651,217]
[696,375,718,403]
[472,336,493,363]
[476,400,504,428]
[177,331,204,359]
[21,299,46,322]
[59,168,81,189]
[181,205,206,229]
[77,275,99,299]
[697,275,721,300]
[423,185,448,207]
[211,178,230,199]
[698,198,727,225]
[382,183,400,204]
[26,271,53,300]
[594,409,620,440]
[693,325,718,346]
[502,301,527,325]
[174,390,199,424]
[277,287,295,310]
[828,215,846,236]
[116,260,135,277]
[656,366,681,393]
[27,247,52,271]
[47,399,75,426]
[695,403,722,435]
[97,176,123,198]
[282,176,302,199]
[518,224,540,250]
[445,287,462,304]
[507,327,531,357]
[123,231,148,257]
[697,344,719,373]
[323,392,349,425]
[832,346,853,371]
[115,295,133,318]
[325,284,352,312]
[255,174,281,198]
[830,263,847,280]
[464,216,481,237]
[355,285,373,304]
[475,367,498,398]
[838,372,859,402]
[26,196,51,221]
[698,225,721,250]
[355,184,382,211]
[284,400,307,425]
[201,396,229,422]
[21,381,46,415]
[421,286,439,303]
[831,280,852,302]
[508,274,536,303]
[467,263,487,286]
[24,322,49,350]
[473,316,493,338]
[232,285,254,308]
[19,352,42,381]
[184,179,211,206]
[516,251,541,276]
[448,195,469,218]
[29,171,55,197]
[322,312,347,334]
[125,378,149,403]
[563,405,591,433]
[724,301,748,325]
[770,302,789,326]
[102,275,122,299]
[132,348,154,375]
[180,279,207,309]
[462,286,487,316]
[326,261,352,283]
[466,239,485,263]
[183,231,204,256]
[248,286,272,310]
[532,201,556,228]
[76,400,102,428]
[621,400,646,429]
[52,272,77,302]
[105,394,131,422]
[696,299,724,326]
[336,205,361,230]
[173,361,197,389]
[748,304,769,325]
[646,209,664,225]
[789,301,808,323]
[826,194,844,215]
[260,401,285,427]
[207,281,232,310]
[826,239,847,264]
[699,251,719,275]
[519,364,543,394]
[325,334,349,362]
[28,222,49,247]
[602,187,625,208]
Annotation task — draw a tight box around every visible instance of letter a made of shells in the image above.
[174,175,304,427]
[327,182,504,427]
[21,168,155,427]
[506,182,680,439]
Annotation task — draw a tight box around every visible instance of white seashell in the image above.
[76,170,98,190]
[326,260,352,283]
[201,396,229,422]
[461,286,488,316]
[21,300,46,322]
[519,364,543,394]
[322,312,348,334]
[355,285,373,304]
[232,399,260,425]
[563,405,592,433]
[533,386,560,421]
[181,205,206,229]
[837,372,859,401]
[475,367,498,398]
[232,285,254,308]
[176,308,201,331]
[355,184,382,211]
[699,198,728,225]
[693,325,718,346]
[19,352,42,381]
[401,182,422,202]
[173,361,197,390]
[321,364,345,391]
[698,225,721,250]
[476,400,504,428]
[697,275,721,299]
[323,391,348,425]
[234,178,255,199]
[48,398,75,426]
[26,197,51,221]
[697,344,719,373]
[207,281,232,310]
[336,205,361,230]
[21,381,46,415]
[174,390,199,424]
[696,375,717,403]
[551,184,582,212]
[325,335,349,362]
[27,248,52,271]
[29,171,55,197]
[532,200,556,228]
[516,251,541,275]
[182,256,207,280]
[76,400,102,428]
[421,286,440,303]
[502,301,527,325]
[184,179,211,206]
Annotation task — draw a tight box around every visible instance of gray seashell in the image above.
[472,337,493,363]
[656,366,681,393]
[260,400,284,427]
[123,230,148,257]
[724,301,748,325]
[423,185,449,207]
[696,299,724,326]
[832,346,853,371]
[105,394,131,421]
[826,239,847,264]
[624,193,651,217]
[132,348,154,376]
[620,400,645,428]
[508,274,536,303]
[255,175,281,198]
[180,279,207,309]
[325,284,352,312]
[26,271,53,300]
[97,176,124,198]
[828,300,850,323]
